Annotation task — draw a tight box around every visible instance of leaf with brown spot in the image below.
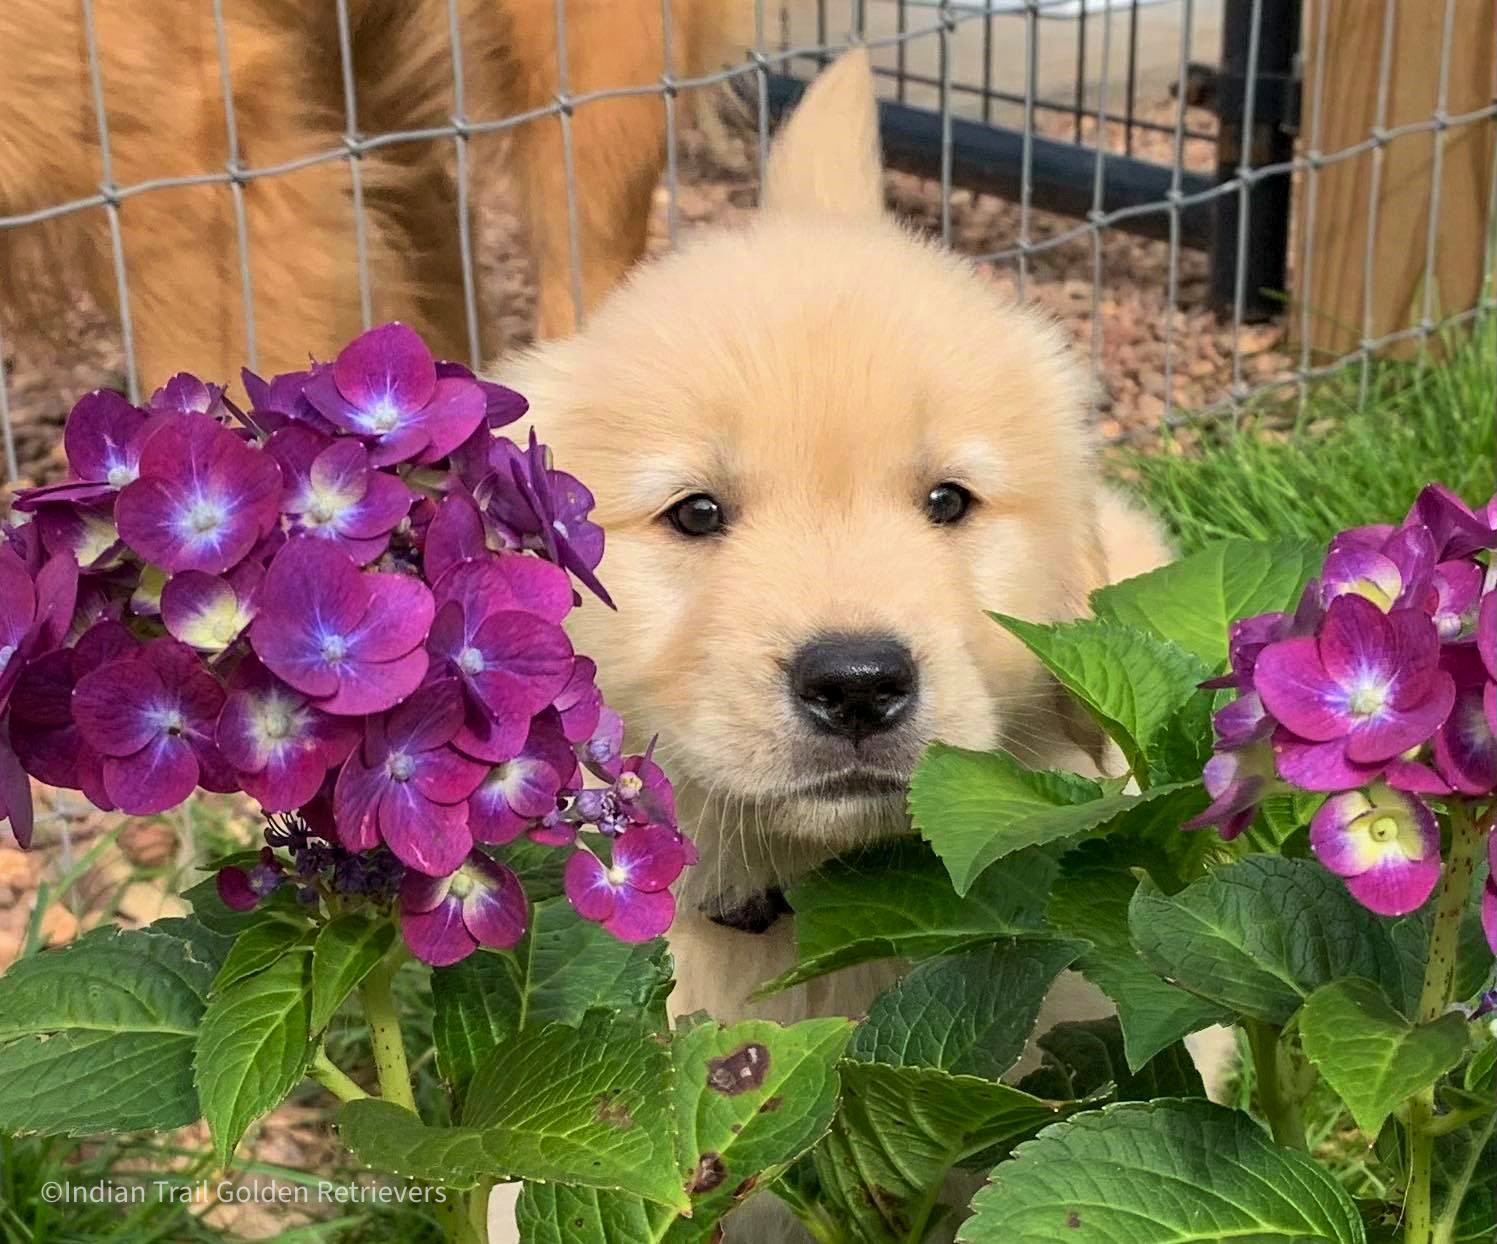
[965,1099,1365,1243]
[594,1091,633,1129]
[705,1042,770,1095]
[673,1018,852,1230]
[516,1017,851,1241]
[464,1011,685,1213]
[688,1152,726,1194]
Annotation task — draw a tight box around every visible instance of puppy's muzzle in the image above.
[788,633,917,742]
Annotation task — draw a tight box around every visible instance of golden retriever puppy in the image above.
[491,49,1170,1241]
[0,0,746,385]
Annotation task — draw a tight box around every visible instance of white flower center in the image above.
[160,708,185,736]
[0,644,14,673]
[106,463,136,488]
[449,872,474,899]
[386,753,415,782]
[1346,680,1388,718]
[366,399,400,435]
[458,646,485,675]
[262,707,294,740]
[320,635,347,663]
[184,497,227,535]
[606,865,629,886]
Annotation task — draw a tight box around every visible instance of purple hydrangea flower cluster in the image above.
[1188,484,1496,933]
[0,324,692,963]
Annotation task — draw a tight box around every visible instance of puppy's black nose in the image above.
[790,635,917,741]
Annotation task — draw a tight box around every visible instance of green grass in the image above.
[1122,317,1496,553]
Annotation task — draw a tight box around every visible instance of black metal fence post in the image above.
[1211,0,1303,320]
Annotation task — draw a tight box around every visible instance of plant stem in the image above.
[359,946,417,1114]
[1417,802,1483,1024]
[1431,1107,1497,1244]
[1405,799,1486,1244]
[430,1183,492,1244]
[308,1047,369,1103]
[1245,1020,1307,1151]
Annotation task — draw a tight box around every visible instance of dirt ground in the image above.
[0,94,1295,495]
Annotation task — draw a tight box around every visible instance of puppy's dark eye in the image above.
[666,493,725,537]
[925,483,973,526]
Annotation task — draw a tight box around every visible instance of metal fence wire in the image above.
[1,0,1495,488]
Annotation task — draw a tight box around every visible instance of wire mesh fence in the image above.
[0,0,1494,490]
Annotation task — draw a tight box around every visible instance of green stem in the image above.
[1405,799,1486,1244]
[359,946,417,1114]
[1432,1107,1497,1244]
[1246,1020,1307,1151]
[432,1185,489,1244]
[308,1047,369,1103]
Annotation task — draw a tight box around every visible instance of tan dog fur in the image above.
[493,50,1171,1241]
[0,0,747,386]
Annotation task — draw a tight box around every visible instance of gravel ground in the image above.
[0,94,1293,495]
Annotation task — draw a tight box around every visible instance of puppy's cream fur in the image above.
[490,51,1170,1241]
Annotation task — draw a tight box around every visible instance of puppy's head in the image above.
[503,52,1108,844]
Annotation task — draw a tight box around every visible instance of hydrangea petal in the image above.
[0,736,33,848]
[385,679,465,753]
[116,414,282,574]
[1478,593,1495,680]
[337,471,411,541]
[1308,791,1376,876]
[1433,674,1496,795]
[563,850,616,922]
[424,494,489,583]
[414,378,486,465]
[604,887,674,943]
[162,571,256,652]
[1310,785,1440,916]
[348,573,435,663]
[379,785,471,876]
[64,390,147,485]
[1345,853,1441,917]
[319,649,430,717]
[411,748,487,804]
[400,869,453,915]
[73,659,167,757]
[103,734,199,815]
[217,867,260,911]
[0,548,37,656]
[553,657,603,742]
[1255,636,1345,741]
[332,323,437,416]
[1271,728,1384,792]
[613,824,687,892]
[333,750,386,852]
[401,898,474,967]
[459,856,527,949]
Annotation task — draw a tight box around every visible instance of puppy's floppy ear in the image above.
[763,48,883,219]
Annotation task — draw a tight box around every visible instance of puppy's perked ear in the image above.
[763,47,883,220]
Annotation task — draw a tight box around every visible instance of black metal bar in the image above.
[765,74,1216,250]
[1211,0,1301,318]
[862,62,1218,142]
